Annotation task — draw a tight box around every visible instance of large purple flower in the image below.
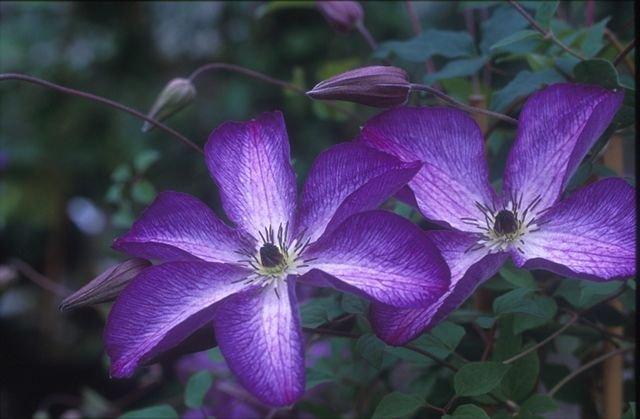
[104,111,450,406]
[358,83,635,345]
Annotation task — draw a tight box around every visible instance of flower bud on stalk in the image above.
[142,78,196,133]
[307,66,411,108]
[59,258,151,311]
[316,0,363,33]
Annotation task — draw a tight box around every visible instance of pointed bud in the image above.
[59,258,151,311]
[307,66,411,108]
[142,78,196,133]
[316,1,363,33]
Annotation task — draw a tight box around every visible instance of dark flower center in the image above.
[493,210,518,235]
[260,243,284,268]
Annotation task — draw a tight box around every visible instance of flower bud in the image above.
[307,66,411,108]
[142,78,196,133]
[316,1,363,33]
[59,258,151,311]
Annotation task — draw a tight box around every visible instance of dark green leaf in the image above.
[131,180,156,204]
[553,280,622,309]
[111,164,131,182]
[480,6,530,54]
[412,321,466,359]
[499,263,537,289]
[356,333,386,369]
[535,1,558,30]
[512,296,557,334]
[184,370,213,408]
[580,18,610,58]
[493,289,548,318]
[490,69,565,111]
[454,362,511,396]
[424,57,487,84]
[500,347,539,401]
[372,392,424,419]
[375,30,475,63]
[306,366,334,390]
[300,296,344,328]
[133,150,160,173]
[444,404,490,419]
[521,394,559,414]
[341,293,368,315]
[490,30,541,51]
[573,59,620,89]
[119,405,178,419]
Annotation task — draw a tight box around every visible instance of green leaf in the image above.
[119,405,178,419]
[184,370,213,408]
[412,321,466,359]
[454,362,511,396]
[580,18,610,58]
[300,295,344,328]
[521,394,559,414]
[554,280,622,309]
[535,0,558,29]
[372,392,424,419]
[424,57,488,84]
[254,0,315,19]
[356,333,386,369]
[341,293,368,315]
[131,180,156,204]
[480,6,531,54]
[306,366,334,390]
[375,30,475,63]
[111,164,131,182]
[490,30,541,51]
[499,263,537,289]
[573,59,620,89]
[622,402,636,419]
[493,289,548,318]
[500,347,539,401]
[512,296,557,334]
[444,404,490,419]
[490,69,565,112]
[133,150,160,173]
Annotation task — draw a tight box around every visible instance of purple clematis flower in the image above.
[357,83,636,345]
[104,111,450,406]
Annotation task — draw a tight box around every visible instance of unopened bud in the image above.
[59,258,151,311]
[142,78,196,133]
[307,66,411,108]
[316,1,363,33]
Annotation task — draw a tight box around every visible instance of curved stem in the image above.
[188,62,359,119]
[503,312,579,365]
[613,38,636,67]
[0,73,203,154]
[410,83,518,125]
[355,21,378,50]
[548,346,633,397]
[507,0,585,61]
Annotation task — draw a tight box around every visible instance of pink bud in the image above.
[59,258,151,311]
[316,1,363,33]
[307,66,411,108]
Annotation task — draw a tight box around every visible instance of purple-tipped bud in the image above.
[307,66,411,108]
[142,78,196,133]
[59,258,151,311]
[316,1,363,33]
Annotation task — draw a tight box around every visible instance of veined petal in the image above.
[357,106,496,232]
[105,262,252,377]
[213,281,305,407]
[301,210,450,308]
[113,191,252,263]
[371,230,507,345]
[205,111,297,237]
[503,83,624,213]
[512,178,635,281]
[295,142,421,242]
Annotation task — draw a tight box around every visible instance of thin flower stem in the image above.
[503,312,579,365]
[410,83,518,125]
[613,38,636,67]
[507,0,585,61]
[0,73,203,154]
[355,20,378,50]
[188,62,359,119]
[10,258,71,297]
[405,344,460,371]
[548,346,633,397]
[604,29,636,73]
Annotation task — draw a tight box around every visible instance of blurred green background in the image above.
[0,1,635,418]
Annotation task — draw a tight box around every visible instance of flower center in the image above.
[493,210,518,235]
[259,243,284,268]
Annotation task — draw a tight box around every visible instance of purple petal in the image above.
[105,262,252,377]
[512,178,635,281]
[113,191,252,263]
[205,111,297,237]
[357,106,496,232]
[295,142,421,242]
[301,210,450,308]
[213,281,305,407]
[371,230,507,345]
[503,83,624,213]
